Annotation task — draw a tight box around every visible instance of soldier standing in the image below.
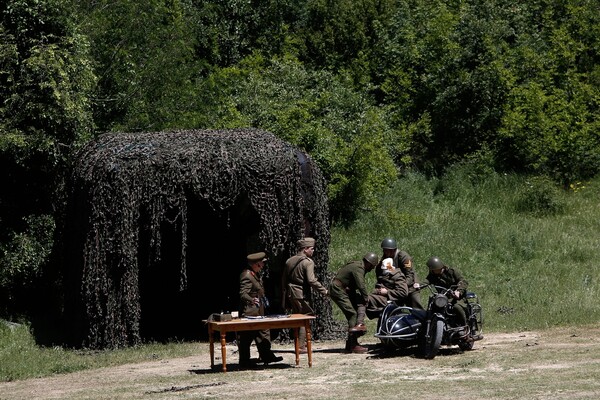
[329,252,379,354]
[282,237,329,353]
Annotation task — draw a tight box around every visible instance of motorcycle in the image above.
[374,284,483,359]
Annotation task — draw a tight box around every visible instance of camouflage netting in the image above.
[62,128,344,349]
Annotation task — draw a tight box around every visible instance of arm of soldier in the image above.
[354,269,370,302]
[305,260,328,296]
[416,273,430,289]
[452,268,468,297]
[412,268,420,289]
[404,266,417,286]
[387,274,408,300]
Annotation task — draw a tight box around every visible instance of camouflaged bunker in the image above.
[61,128,335,349]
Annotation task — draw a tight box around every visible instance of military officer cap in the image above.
[297,237,316,248]
[247,252,267,263]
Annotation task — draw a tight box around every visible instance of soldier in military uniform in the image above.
[282,237,329,353]
[238,252,283,368]
[419,256,469,330]
[378,237,424,310]
[366,257,408,319]
[329,253,379,354]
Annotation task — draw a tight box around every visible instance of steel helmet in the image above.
[381,237,397,250]
[363,252,379,267]
[426,257,444,271]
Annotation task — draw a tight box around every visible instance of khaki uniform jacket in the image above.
[367,267,409,315]
[374,269,408,302]
[239,268,265,317]
[283,253,328,301]
[333,260,369,303]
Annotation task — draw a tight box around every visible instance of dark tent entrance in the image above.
[139,193,269,342]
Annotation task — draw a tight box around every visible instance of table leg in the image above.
[293,327,300,366]
[305,321,313,367]
[220,332,227,372]
[209,325,215,369]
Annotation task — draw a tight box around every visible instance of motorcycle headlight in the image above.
[434,294,448,308]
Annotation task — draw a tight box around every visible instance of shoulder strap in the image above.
[289,256,308,277]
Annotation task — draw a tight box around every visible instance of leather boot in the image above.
[238,344,252,367]
[257,342,283,364]
[348,323,367,334]
[351,335,368,354]
[349,304,368,336]
[344,334,354,353]
[356,304,366,326]
[345,334,368,353]
[351,344,368,354]
[299,327,308,352]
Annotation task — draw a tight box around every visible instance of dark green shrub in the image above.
[514,176,566,216]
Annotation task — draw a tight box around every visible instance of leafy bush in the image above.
[514,176,566,217]
[0,215,55,317]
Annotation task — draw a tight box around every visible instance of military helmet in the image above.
[380,237,397,250]
[426,257,444,271]
[363,252,379,267]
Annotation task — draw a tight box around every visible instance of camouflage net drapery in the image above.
[66,128,340,349]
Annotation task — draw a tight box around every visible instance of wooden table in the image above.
[207,314,316,372]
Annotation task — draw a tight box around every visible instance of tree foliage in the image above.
[370,0,600,180]
[193,56,398,222]
[0,0,95,317]
[66,0,600,201]
[76,0,200,132]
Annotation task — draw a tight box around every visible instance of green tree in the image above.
[369,0,600,182]
[0,0,96,317]
[76,0,200,131]
[191,0,299,68]
[494,0,600,185]
[194,56,398,223]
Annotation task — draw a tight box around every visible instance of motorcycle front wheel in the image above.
[423,319,443,359]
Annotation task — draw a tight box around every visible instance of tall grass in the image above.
[2,169,599,381]
[330,169,600,332]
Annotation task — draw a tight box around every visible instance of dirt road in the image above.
[1,325,600,399]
